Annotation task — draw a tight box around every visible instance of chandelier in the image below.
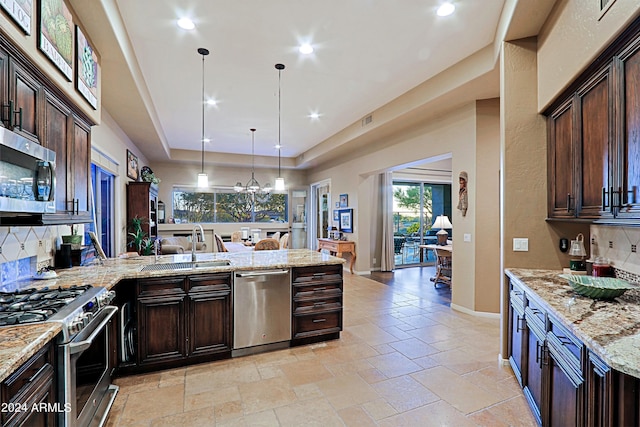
[234,128,272,194]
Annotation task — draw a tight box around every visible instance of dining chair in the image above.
[279,233,289,249]
[433,248,452,287]
[231,231,242,242]
[254,238,280,251]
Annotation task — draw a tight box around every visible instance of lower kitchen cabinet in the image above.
[135,273,232,371]
[291,264,343,343]
[0,341,56,427]
[507,275,640,426]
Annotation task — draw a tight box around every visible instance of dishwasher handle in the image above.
[236,269,289,278]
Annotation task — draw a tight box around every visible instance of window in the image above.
[171,187,288,224]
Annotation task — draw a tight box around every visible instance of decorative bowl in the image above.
[559,274,639,299]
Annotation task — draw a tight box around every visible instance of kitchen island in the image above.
[506,268,640,426]
[0,249,345,382]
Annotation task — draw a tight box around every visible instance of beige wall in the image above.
[307,102,501,314]
[0,4,101,126]
[475,98,501,313]
[538,1,640,110]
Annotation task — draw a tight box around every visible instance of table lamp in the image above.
[432,215,452,245]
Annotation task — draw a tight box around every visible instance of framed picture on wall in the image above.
[338,208,353,233]
[127,150,139,180]
[76,25,98,109]
[339,194,348,208]
[333,210,339,222]
[38,0,74,81]
[1,0,33,34]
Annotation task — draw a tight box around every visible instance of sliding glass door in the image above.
[91,164,115,257]
[393,181,451,267]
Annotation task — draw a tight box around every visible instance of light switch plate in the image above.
[463,233,471,242]
[513,238,529,252]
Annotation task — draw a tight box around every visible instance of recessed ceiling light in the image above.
[299,43,314,54]
[177,17,195,30]
[203,137,211,143]
[436,2,455,17]
[206,99,217,106]
[308,112,320,120]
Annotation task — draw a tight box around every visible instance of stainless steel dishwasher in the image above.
[233,269,291,354]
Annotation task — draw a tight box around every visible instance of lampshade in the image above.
[197,47,209,188]
[275,63,286,191]
[432,215,453,229]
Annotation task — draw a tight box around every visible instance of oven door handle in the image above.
[69,306,118,355]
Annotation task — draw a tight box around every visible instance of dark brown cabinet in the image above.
[187,274,232,358]
[547,65,615,220]
[507,275,640,426]
[127,182,159,246]
[0,341,56,427]
[0,33,94,223]
[136,272,232,371]
[291,264,343,342]
[547,24,640,221]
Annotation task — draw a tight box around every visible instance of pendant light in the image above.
[197,47,209,188]
[235,129,272,194]
[274,63,286,191]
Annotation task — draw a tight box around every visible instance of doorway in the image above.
[309,180,330,250]
[90,164,115,257]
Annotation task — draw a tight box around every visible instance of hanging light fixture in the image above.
[197,47,209,188]
[274,63,286,191]
[234,129,272,194]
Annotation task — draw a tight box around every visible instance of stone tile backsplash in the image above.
[590,224,640,282]
[0,224,81,288]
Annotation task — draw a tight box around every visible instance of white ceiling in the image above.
[107,0,507,162]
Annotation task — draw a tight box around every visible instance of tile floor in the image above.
[106,267,537,426]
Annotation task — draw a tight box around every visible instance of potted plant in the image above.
[128,216,154,255]
[62,225,83,248]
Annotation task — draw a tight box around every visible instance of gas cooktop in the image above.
[0,285,93,326]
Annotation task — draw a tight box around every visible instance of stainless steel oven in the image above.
[59,305,118,427]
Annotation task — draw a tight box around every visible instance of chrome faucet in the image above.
[192,224,205,262]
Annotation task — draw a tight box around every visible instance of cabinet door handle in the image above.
[313,302,326,307]
[14,107,23,130]
[313,287,327,292]
[566,193,574,212]
[312,318,327,323]
[602,187,608,211]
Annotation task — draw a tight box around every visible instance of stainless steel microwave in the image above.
[0,127,55,213]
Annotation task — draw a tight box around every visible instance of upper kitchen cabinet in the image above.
[618,36,640,218]
[547,65,615,220]
[0,44,43,143]
[547,23,640,221]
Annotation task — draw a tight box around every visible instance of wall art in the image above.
[338,208,353,233]
[127,150,139,181]
[38,0,73,80]
[1,0,33,34]
[76,25,98,109]
[339,193,348,208]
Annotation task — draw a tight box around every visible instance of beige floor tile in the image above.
[159,366,186,388]
[412,366,504,414]
[372,375,439,413]
[215,400,244,422]
[366,351,422,378]
[274,399,343,426]
[293,383,324,400]
[324,359,375,377]
[429,347,495,375]
[358,367,388,384]
[468,395,538,427]
[406,323,459,344]
[388,337,439,359]
[316,373,380,410]
[362,398,399,421]
[185,385,241,411]
[120,384,185,424]
[114,371,162,395]
[337,405,378,427]
[348,322,400,346]
[151,406,216,427]
[238,376,297,414]
[186,361,262,394]
[278,358,334,386]
[378,399,477,427]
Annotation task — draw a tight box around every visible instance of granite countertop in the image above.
[506,268,640,379]
[0,249,345,382]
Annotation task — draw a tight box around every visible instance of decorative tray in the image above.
[559,274,639,299]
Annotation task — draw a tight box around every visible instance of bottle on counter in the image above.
[592,257,613,277]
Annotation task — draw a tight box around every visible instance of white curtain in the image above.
[381,172,395,271]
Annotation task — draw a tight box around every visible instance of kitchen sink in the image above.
[140,260,231,272]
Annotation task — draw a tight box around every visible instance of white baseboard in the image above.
[450,303,500,319]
